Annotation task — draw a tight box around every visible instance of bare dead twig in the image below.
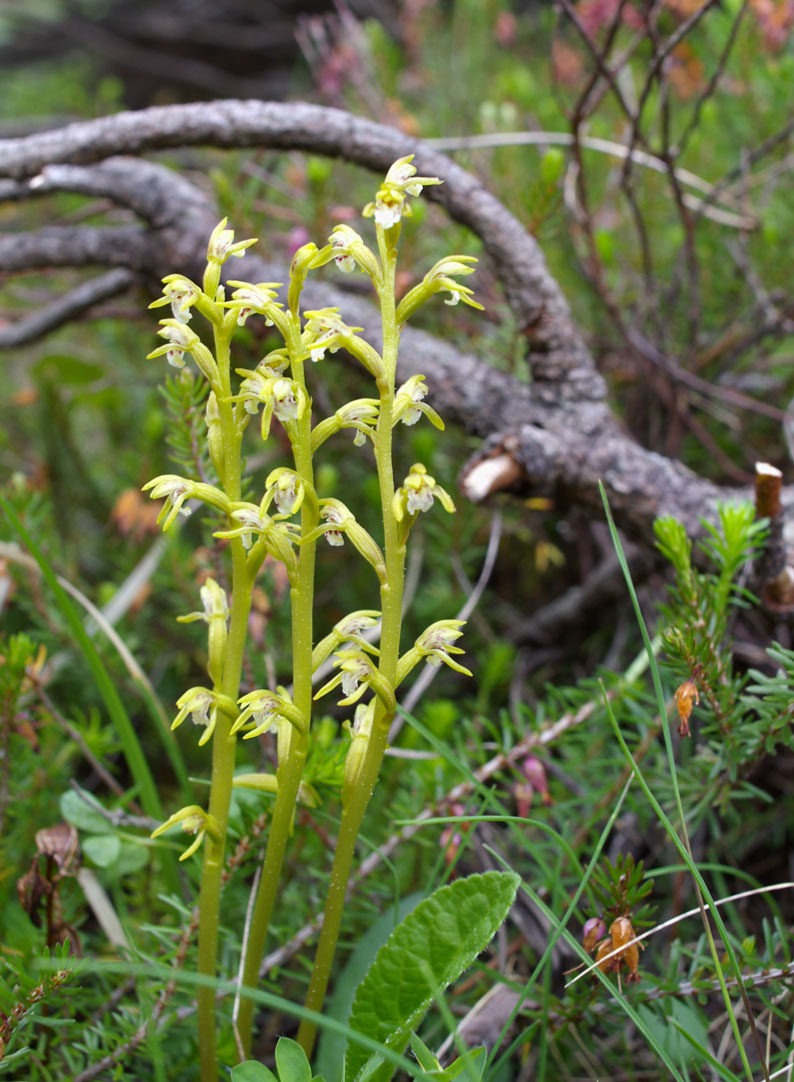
[0,268,134,348]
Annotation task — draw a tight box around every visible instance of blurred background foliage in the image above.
[1,1,793,1079]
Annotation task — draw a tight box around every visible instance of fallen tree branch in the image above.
[0,267,134,348]
[0,101,789,555]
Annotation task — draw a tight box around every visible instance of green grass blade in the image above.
[39,957,441,1082]
[0,495,170,852]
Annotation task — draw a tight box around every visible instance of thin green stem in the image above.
[197,324,251,1082]
[298,229,404,1057]
[236,340,318,1057]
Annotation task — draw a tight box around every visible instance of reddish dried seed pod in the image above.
[624,945,641,982]
[591,916,643,981]
[595,938,616,973]
[673,678,699,738]
[583,917,607,953]
[610,916,634,948]
[610,916,640,978]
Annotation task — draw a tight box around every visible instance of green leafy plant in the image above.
[651,503,794,823]
[141,157,486,1079]
[345,871,519,1082]
[233,1038,324,1082]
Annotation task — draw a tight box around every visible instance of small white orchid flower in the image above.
[272,379,301,423]
[224,281,282,327]
[321,503,346,547]
[207,218,257,264]
[213,503,268,549]
[146,320,200,369]
[266,468,304,517]
[172,687,216,746]
[393,463,456,523]
[232,690,282,739]
[149,275,202,324]
[328,224,380,279]
[374,196,404,230]
[231,688,306,740]
[141,474,193,528]
[176,578,229,685]
[364,156,442,231]
[177,577,229,624]
[170,687,237,747]
[151,804,220,862]
[394,375,444,429]
[415,620,472,675]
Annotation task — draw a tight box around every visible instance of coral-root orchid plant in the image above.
[143,157,481,1080]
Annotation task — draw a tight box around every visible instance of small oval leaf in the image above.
[275,1037,313,1082]
[231,1062,278,1082]
[82,834,121,868]
[60,789,110,835]
[345,871,519,1082]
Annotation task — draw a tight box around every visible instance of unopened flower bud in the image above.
[513,780,533,819]
[582,917,607,953]
[205,392,224,477]
[521,755,552,806]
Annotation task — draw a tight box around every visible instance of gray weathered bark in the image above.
[0,101,784,551]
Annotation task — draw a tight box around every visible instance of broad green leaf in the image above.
[345,871,519,1082]
[231,1062,277,1082]
[82,834,121,868]
[275,1038,313,1082]
[316,892,423,1082]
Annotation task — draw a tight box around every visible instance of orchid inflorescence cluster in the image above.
[141,156,481,1075]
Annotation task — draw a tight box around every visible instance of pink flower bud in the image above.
[513,780,533,819]
[582,917,607,953]
[521,756,552,805]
